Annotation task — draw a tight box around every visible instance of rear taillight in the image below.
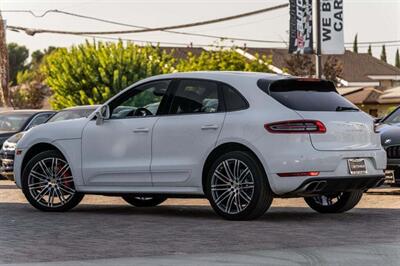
[265,120,326,134]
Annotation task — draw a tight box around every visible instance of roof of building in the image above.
[341,87,383,105]
[243,48,400,83]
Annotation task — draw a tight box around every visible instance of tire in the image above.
[304,190,363,213]
[122,195,167,207]
[21,150,84,212]
[206,151,273,221]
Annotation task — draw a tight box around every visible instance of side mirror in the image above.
[96,105,110,126]
[374,117,382,124]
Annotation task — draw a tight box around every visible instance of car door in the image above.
[81,80,171,187]
[151,79,225,188]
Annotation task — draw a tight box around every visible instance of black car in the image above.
[0,105,98,180]
[377,106,400,186]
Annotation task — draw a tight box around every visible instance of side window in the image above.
[27,113,53,129]
[222,84,248,111]
[110,80,170,119]
[170,80,219,114]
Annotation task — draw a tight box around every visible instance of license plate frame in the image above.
[347,159,367,175]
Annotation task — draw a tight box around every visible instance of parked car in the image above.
[0,110,55,179]
[376,106,400,186]
[0,105,98,180]
[13,72,386,220]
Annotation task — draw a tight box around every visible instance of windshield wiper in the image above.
[336,106,359,112]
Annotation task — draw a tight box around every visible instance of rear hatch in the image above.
[265,79,380,151]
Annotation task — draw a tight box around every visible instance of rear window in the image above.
[258,79,358,112]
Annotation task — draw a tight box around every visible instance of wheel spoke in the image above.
[30,170,49,181]
[222,161,235,181]
[214,189,231,205]
[225,192,236,213]
[235,193,242,212]
[238,168,251,183]
[29,180,48,190]
[34,185,50,201]
[48,188,55,207]
[55,186,66,204]
[56,164,70,179]
[59,184,75,195]
[233,160,240,180]
[239,189,252,203]
[213,170,232,184]
[39,161,52,177]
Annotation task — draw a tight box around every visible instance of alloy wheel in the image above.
[28,157,76,208]
[211,159,255,215]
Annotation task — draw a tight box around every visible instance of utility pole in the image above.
[0,12,8,107]
[314,0,322,79]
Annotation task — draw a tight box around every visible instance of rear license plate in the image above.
[347,159,367,175]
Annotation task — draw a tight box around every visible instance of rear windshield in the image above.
[259,79,358,112]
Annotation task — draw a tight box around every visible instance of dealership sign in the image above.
[289,0,313,54]
[320,0,344,54]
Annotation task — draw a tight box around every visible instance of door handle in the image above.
[133,128,150,133]
[201,124,219,130]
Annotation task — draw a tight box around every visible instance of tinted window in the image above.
[0,113,32,131]
[27,113,53,129]
[382,107,400,124]
[170,80,219,114]
[110,80,170,119]
[222,85,248,111]
[47,108,96,123]
[261,79,358,112]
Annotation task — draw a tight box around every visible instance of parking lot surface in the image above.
[0,180,399,265]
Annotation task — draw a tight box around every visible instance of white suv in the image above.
[13,72,386,220]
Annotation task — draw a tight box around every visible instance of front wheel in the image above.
[304,190,363,213]
[206,151,273,220]
[122,195,167,207]
[21,150,84,212]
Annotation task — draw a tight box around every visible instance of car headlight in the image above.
[3,132,25,150]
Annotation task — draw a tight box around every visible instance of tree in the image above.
[176,47,272,73]
[368,45,372,56]
[323,56,343,85]
[29,46,58,69]
[396,49,400,68]
[353,34,358,53]
[41,41,175,109]
[284,54,314,77]
[7,43,29,85]
[9,81,49,109]
[381,45,387,62]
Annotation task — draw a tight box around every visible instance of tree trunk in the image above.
[0,13,9,107]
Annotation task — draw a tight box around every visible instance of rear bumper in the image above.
[282,175,385,197]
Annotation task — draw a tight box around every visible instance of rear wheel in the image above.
[304,190,363,213]
[22,150,84,212]
[122,195,167,207]
[206,151,273,220]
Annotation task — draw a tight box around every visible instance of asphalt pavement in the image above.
[0,181,399,265]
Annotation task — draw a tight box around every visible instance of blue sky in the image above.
[2,0,400,64]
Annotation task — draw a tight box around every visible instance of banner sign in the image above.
[289,0,313,54]
[320,0,344,54]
